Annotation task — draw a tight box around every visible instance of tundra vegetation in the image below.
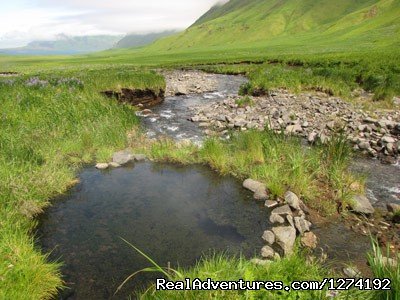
[1,0,399,298]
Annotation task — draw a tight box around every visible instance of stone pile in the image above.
[189,90,400,163]
[243,179,318,262]
[163,70,218,96]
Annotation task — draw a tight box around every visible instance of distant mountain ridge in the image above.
[114,31,177,49]
[0,35,123,55]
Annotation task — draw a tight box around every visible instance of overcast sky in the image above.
[0,0,226,48]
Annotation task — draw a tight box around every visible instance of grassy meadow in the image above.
[0,69,164,299]
[0,1,399,296]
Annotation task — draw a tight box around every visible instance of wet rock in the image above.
[350,195,375,215]
[343,267,361,278]
[284,191,301,210]
[133,154,147,162]
[95,163,109,170]
[272,226,296,255]
[271,205,292,217]
[112,150,133,165]
[261,245,275,259]
[301,232,318,249]
[270,214,285,224]
[262,230,275,245]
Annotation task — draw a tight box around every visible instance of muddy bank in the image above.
[102,88,165,108]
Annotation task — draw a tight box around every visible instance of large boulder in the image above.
[350,195,374,215]
[272,226,296,256]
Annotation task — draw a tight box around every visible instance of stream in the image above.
[38,73,399,299]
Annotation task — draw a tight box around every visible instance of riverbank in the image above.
[0,66,399,299]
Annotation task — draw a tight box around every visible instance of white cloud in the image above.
[0,0,223,48]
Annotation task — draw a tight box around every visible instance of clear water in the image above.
[38,163,268,299]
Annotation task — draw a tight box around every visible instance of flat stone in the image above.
[301,232,318,249]
[350,195,375,215]
[270,214,285,224]
[112,150,133,165]
[133,154,147,161]
[265,200,279,209]
[271,205,292,217]
[95,163,109,170]
[262,230,275,245]
[272,226,296,256]
[284,191,301,210]
[261,245,275,259]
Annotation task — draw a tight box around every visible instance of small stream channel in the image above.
[38,73,400,299]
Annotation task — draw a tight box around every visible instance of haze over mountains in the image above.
[0,31,177,55]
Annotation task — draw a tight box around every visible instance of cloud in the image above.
[0,0,222,48]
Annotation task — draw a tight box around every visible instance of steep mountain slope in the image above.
[0,35,122,55]
[114,31,177,49]
[150,0,400,51]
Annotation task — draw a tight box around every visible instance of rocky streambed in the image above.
[135,70,399,270]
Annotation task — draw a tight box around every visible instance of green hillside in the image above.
[150,0,400,51]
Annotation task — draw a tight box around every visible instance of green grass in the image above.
[123,242,370,300]
[368,239,400,300]
[0,69,164,299]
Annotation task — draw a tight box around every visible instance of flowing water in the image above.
[139,74,247,142]
[38,73,399,299]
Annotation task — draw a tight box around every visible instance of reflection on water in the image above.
[38,162,268,299]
